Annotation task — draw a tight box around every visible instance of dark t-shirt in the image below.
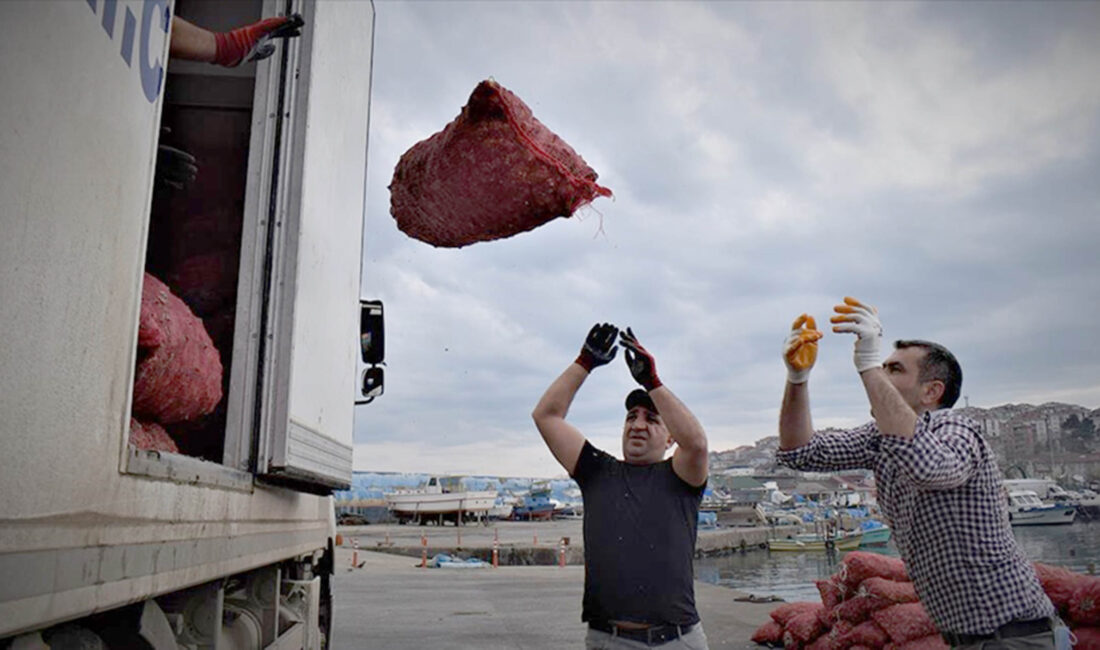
[571,441,705,626]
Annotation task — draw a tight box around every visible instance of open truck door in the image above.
[226,0,374,491]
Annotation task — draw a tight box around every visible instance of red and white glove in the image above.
[214,13,304,67]
[830,296,883,373]
[783,314,823,384]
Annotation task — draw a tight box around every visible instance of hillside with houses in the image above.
[707,402,1100,499]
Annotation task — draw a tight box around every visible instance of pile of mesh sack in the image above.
[751,551,1100,649]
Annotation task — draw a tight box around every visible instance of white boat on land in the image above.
[1007,490,1076,526]
[385,477,497,525]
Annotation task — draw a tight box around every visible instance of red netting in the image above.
[817,578,846,610]
[841,619,891,648]
[1035,563,1090,615]
[895,635,948,650]
[752,620,784,645]
[871,603,937,644]
[858,577,919,605]
[129,418,179,453]
[839,552,908,590]
[771,602,824,626]
[390,79,611,248]
[133,273,223,424]
[1073,627,1100,650]
[1069,576,1100,626]
[786,609,827,643]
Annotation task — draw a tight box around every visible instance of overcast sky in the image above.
[353,1,1100,478]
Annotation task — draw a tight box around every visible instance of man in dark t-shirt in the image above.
[532,323,710,649]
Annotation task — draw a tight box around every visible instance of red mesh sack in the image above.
[817,621,855,650]
[1074,627,1100,650]
[1069,576,1100,626]
[128,418,179,453]
[390,79,611,248]
[850,646,874,650]
[833,595,883,624]
[806,633,834,650]
[787,610,827,644]
[166,250,238,316]
[818,579,847,610]
[839,552,908,590]
[841,620,891,649]
[896,635,948,650]
[871,603,937,644]
[133,273,223,424]
[1035,563,1089,613]
[752,620,784,645]
[858,577,918,605]
[771,602,824,626]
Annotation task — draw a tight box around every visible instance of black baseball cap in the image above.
[625,388,658,414]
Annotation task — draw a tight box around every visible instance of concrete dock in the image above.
[333,521,780,648]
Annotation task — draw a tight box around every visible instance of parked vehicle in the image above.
[0,2,377,648]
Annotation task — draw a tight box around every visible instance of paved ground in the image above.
[332,521,778,649]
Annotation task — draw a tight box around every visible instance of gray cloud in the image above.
[353,1,1100,477]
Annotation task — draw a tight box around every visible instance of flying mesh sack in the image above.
[390,79,612,248]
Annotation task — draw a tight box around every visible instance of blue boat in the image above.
[858,520,891,546]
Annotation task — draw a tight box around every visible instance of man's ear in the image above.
[666,435,676,450]
[922,380,945,408]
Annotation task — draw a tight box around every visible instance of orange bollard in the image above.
[351,538,359,568]
[559,538,566,568]
[492,539,499,568]
[421,534,428,568]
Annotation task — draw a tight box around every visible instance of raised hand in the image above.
[830,296,883,373]
[214,13,305,67]
[575,323,619,372]
[620,327,662,391]
[783,314,823,384]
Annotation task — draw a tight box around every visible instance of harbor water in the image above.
[694,519,1100,602]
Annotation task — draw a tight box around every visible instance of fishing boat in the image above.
[1006,490,1076,526]
[858,520,892,547]
[384,476,497,525]
[512,483,557,520]
[767,529,863,552]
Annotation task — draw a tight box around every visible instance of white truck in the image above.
[0,1,379,647]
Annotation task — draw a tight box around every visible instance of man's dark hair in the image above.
[895,340,963,409]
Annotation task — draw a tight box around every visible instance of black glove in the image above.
[155,144,198,190]
[575,323,619,372]
[621,327,662,391]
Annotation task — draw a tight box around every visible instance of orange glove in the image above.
[783,314,823,384]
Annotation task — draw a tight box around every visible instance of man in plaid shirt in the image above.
[775,297,1067,649]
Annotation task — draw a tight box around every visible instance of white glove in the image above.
[830,297,882,373]
[783,314,822,384]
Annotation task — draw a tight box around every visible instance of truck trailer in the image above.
[0,1,376,647]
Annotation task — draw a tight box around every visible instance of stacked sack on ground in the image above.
[128,272,223,454]
[1034,562,1100,648]
[751,551,1100,650]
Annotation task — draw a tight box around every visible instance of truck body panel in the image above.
[0,0,372,644]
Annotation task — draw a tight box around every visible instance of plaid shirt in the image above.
[776,409,1054,635]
